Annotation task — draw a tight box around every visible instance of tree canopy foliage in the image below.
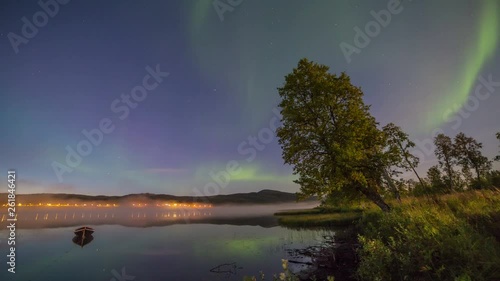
[453,132,492,183]
[434,134,457,192]
[276,59,393,211]
[382,123,424,186]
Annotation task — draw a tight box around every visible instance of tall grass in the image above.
[275,206,364,228]
[277,212,362,228]
[356,190,500,281]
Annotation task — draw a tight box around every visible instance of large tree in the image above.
[434,134,457,192]
[276,59,391,212]
[453,132,492,183]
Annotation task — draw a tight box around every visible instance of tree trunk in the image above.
[357,185,391,212]
[473,164,481,183]
[383,168,401,203]
[445,160,455,192]
[398,143,426,188]
[410,166,425,188]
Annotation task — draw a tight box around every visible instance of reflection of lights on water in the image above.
[1,202,121,208]
[3,210,212,223]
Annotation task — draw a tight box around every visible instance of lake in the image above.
[0,203,337,281]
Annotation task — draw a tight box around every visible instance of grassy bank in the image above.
[272,190,500,280]
[275,206,364,228]
[357,190,500,281]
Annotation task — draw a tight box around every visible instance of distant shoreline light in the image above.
[1,202,212,208]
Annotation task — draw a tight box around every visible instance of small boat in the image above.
[74,226,94,237]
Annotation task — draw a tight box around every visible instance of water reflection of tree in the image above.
[286,230,358,281]
[209,262,242,280]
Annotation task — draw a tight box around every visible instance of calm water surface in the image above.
[0,204,334,281]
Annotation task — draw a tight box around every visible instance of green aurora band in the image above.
[194,164,297,183]
[424,0,498,130]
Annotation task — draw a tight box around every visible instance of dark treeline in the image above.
[407,132,500,197]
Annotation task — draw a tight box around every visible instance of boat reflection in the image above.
[72,234,94,248]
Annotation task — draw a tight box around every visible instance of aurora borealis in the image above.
[426,0,499,130]
[0,0,499,195]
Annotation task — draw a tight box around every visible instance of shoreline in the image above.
[275,189,500,281]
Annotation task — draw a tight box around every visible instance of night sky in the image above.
[1,0,499,196]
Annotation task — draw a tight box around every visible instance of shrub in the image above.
[487,171,500,188]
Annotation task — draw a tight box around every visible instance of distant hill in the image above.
[0,189,316,205]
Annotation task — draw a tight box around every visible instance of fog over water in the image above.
[0,202,319,229]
